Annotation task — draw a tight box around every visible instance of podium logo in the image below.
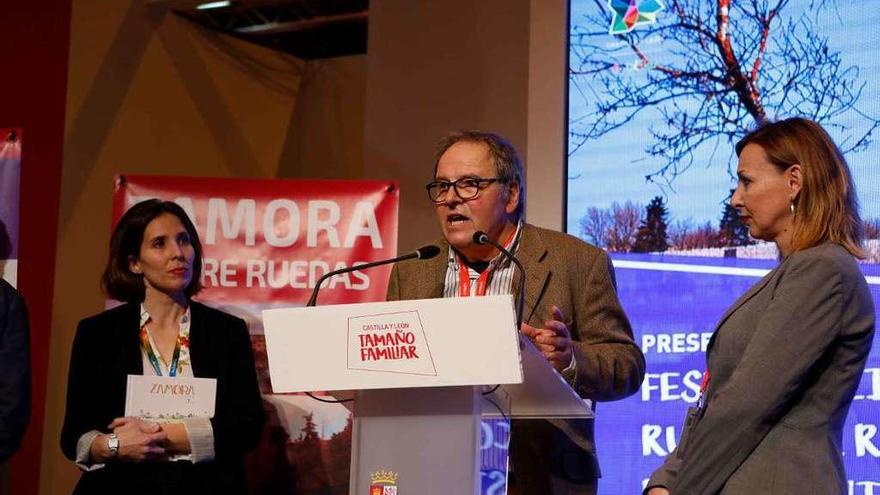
[348,310,437,376]
[369,469,398,495]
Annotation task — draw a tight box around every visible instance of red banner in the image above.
[112,175,399,309]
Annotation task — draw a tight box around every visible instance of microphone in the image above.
[472,231,525,329]
[306,245,441,307]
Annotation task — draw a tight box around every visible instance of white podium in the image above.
[263,295,591,495]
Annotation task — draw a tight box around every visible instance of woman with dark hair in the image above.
[61,199,264,494]
[645,118,875,494]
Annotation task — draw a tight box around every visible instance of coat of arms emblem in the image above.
[369,469,398,495]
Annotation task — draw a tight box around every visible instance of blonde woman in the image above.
[646,118,875,494]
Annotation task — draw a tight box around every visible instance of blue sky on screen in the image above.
[567,0,880,233]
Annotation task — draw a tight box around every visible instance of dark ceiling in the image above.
[174,0,368,59]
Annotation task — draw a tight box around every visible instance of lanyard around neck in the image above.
[457,227,519,297]
[139,322,184,377]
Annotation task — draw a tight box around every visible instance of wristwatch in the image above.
[107,433,119,458]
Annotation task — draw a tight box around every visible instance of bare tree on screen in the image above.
[570,0,880,186]
[580,201,642,251]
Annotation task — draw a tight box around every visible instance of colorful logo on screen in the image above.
[369,470,398,495]
[608,0,665,34]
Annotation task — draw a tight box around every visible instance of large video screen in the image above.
[567,1,880,492]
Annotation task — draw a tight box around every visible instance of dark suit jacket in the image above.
[61,301,265,495]
[647,243,875,494]
[387,224,645,494]
[0,279,29,462]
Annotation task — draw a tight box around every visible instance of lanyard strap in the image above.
[457,227,519,298]
[458,261,492,297]
[697,370,710,407]
[139,323,184,377]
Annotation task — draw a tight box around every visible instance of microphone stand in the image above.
[472,231,526,399]
[472,231,526,330]
[306,246,440,307]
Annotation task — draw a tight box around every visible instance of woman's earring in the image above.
[790,201,796,216]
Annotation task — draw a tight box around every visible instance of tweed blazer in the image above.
[61,301,265,495]
[387,224,645,492]
[647,243,875,495]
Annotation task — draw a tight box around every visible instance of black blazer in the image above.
[0,279,29,462]
[61,301,265,494]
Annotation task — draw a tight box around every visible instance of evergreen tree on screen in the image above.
[633,196,669,252]
[718,189,753,247]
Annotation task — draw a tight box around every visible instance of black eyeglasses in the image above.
[425,177,503,203]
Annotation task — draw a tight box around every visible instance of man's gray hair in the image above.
[434,130,526,219]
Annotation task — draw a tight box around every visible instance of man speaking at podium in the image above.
[386,131,645,495]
